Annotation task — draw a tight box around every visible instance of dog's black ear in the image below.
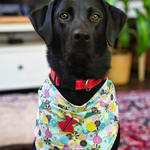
[102,0,127,47]
[29,0,55,46]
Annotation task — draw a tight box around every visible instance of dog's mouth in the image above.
[65,53,92,66]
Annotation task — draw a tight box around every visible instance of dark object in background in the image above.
[0,4,22,16]
[8,38,23,44]
[0,0,50,16]
[0,0,23,15]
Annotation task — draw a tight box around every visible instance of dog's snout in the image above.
[73,29,90,43]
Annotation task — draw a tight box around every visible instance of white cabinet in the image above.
[0,43,50,91]
[0,16,50,91]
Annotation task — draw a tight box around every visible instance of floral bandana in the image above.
[35,76,119,150]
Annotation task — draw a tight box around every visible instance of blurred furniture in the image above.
[0,16,49,91]
[0,16,34,32]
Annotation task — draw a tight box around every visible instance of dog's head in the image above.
[29,0,127,79]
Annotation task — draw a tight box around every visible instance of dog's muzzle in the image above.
[65,29,93,65]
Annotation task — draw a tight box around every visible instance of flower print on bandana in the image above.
[35,76,119,150]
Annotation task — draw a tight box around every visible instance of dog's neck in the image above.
[50,69,107,91]
[50,69,107,106]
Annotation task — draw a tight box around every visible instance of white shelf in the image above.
[0,23,34,33]
[0,42,46,52]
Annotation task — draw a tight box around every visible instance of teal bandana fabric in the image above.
[35,76,119,150]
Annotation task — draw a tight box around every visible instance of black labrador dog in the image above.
[30,0,127,149]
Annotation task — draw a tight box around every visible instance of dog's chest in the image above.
[35,76,119,150]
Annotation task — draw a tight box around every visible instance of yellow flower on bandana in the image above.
[110,84,112,90]
[111,103,116,112]
[38,139,43,148]
[58,98,66,106]
[112,126,117,135]
[85,117,92,123]
[93,93,99,98]
[95,102,100,107]
[57,111,64,118]
[42,115,48,124]
[86,122,96,131]
[57,141,64,148]
[77,107,85,112]
[104,112,108,119]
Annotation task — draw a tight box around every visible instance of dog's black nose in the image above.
[73,29,90,43]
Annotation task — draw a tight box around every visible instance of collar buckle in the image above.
[85,79,91,92]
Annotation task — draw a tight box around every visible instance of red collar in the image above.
[50,69,107,91]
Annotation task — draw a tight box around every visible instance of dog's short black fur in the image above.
[29,0,127,149]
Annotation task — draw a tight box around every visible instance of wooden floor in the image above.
[115,71,150,92]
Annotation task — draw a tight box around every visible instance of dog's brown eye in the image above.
[91,14,100,21]
[60,13,68,19]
